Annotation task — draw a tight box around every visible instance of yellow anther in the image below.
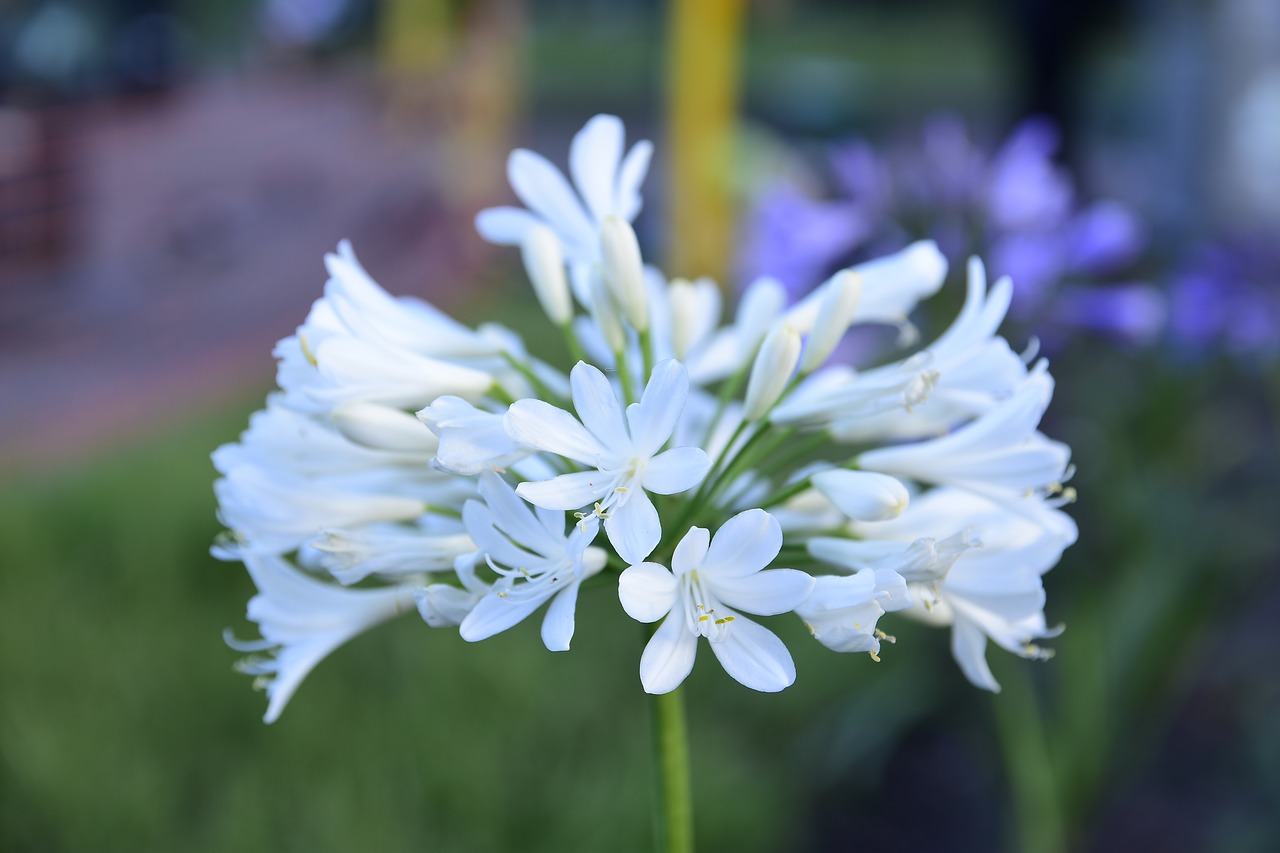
[497,591,509,599]
[614,486,629,493]
[299,333,318,367]
[714,616,735,625]
[698,615,710,622]
[868,651,881,663]
[874,629,897,644]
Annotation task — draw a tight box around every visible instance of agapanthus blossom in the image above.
[215,114,1076,722]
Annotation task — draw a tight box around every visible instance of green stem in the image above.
[501,352,563,406]
[561,322,588,365]
[993,666,1066,853]
[651,686,694,853]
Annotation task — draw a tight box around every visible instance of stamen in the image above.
[299,333,318,367]
[875,628,896,644]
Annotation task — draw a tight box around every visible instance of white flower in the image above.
[782,241,947,340]
[476,115,653,303]
[505,359,711,563]
[852,487,1074,691]
[795,570,911,656]
[228,550,417,723]
[829,257,1029,442]
[857,365,1071,506]
[458,472,606,651]
[682,275,787,386]
[417,395,530,476]
[214,464,427,555]
[618,509,815,693]
[273,241,508,415]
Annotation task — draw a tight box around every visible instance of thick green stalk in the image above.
[651,686,694,853]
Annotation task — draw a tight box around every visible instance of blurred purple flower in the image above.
[737,184,872,299]
[1169,237,1280,361]
[739,115,1155,347]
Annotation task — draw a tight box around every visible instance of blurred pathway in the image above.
[0,70,493,471]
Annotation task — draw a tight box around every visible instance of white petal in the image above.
[702,509,782,578]
[477,470,563,557]
[951,618,1000,692]
[618,561,679,622]
[476,206,540,245]
[570,361,629,448]
[606,490,661,563]
[570,114,625,221]
[626,359,690,456]
[541,581,581,651]
[508,149,595,256]
[615,140,653,221]
[639,612,698,693]
[713,569,815,617]
[516,470,610,510]
[460,590,548,642]
[670,526,710,576]
[643,446,711,495]
[505,398,608,464]
[462,500,541,567]
[709,615,796,693]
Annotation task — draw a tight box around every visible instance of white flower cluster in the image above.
[215,115,1076,722]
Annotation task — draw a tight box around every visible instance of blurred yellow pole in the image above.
[666,0,748,285]
[378,0,454,76]
[376,0,524,206]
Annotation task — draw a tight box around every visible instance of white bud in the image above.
[333,402,440,453]
[589,269,627,353]
[744,325,801,421]
[668,277,721,360]
[600,216,648,332]
[801,270,862,372]
[520,224,572,325]
[810,469,909,521]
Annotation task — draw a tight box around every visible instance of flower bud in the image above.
[520,224,572,325]
[600,216,648,332]
[333,402,440,453]
[668,277,721,360]
[744,325,801,421]
[810,469,909,521]
[801,270,862,373]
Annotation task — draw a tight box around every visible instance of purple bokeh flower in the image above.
[1168,236,1280,362]
[739,115,1157,348]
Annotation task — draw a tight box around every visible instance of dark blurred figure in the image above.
[1001,0,1133,144]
